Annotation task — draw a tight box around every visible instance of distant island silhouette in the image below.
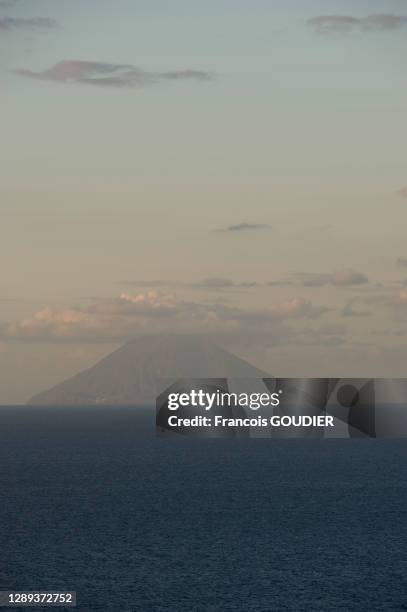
[28,335,268,406]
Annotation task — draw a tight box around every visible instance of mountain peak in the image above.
[28,334,268,405]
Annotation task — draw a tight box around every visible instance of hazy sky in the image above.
[1,0,407,402]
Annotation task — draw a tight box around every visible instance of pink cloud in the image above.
[397,290,407,305]
[0,292,330,343]
[15,60,212,88]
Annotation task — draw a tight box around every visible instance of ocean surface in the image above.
[0,406,407,612]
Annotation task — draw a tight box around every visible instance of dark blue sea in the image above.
[0,407,407,611]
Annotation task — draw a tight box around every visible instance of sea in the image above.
[0,406,406,611]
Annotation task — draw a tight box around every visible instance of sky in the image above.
[1,0,407,402]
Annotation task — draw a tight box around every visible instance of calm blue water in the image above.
[0,407,407,611]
